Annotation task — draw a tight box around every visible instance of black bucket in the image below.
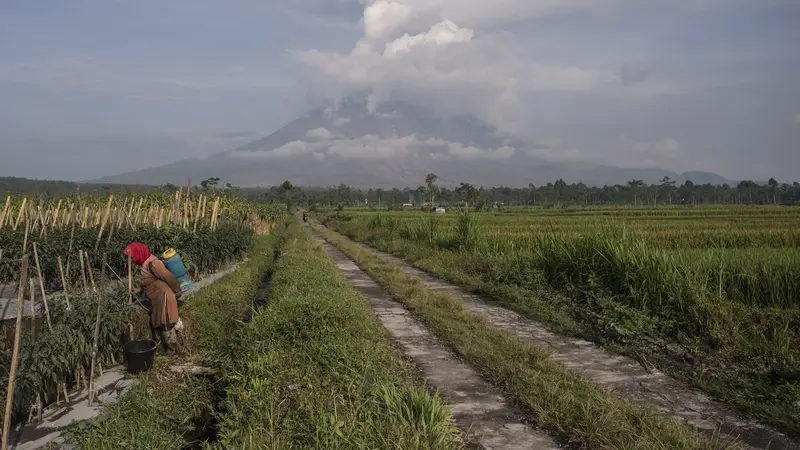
[125,339,157,374]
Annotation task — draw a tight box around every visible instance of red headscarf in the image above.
[124,243,151,266]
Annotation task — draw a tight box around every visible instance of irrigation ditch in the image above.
[196,246,276,448]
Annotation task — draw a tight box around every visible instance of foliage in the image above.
[213,221,463,449]
[244,179,800,207]
[454,209,478,250]
[321,206,800,437]
[314,223,725,450]
[0,224,253,284]
[65,234,277,449]
[64,361,216,450]
[0,293,131,424]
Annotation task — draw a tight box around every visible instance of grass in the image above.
[65,233,277,449]
[63,358,216,449]
[211,220,464,449]
[312,222,729,449]
[320,208,800,437]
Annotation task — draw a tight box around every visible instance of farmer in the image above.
[123,242,182,351]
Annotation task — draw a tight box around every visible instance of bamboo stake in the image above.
[0,196,10,230]
[96,194,113,250]
[2,255,29,450]
[29,279,36,342]
[193,195,203,232]
[13,197,27,230]
[182,198,189,229]
[128,254,133,340]
[79,250,89,296]
[22,217,30,256]
[86,252,102,406]
[115,199,125,229]
[32,243,52,330]
[39,206,47,240]
[133,198,143,228]
[106,208,118,246]
[176,187,182,224]
[58,256,71,310]
[52,199,62,226]
[211,198,220,231]
[85,251,96,293]
[64,200,77,280]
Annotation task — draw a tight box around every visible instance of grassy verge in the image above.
[212,220,464,449]
[65,233,277,449]
[322,215,800,437]
[312,222,730,449]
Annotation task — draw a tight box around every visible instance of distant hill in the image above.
[0,177,160,196]
[89,99,734,188]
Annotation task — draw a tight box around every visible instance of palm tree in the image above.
[768,178,779,204]
[425,173,439,204]
[659,176,676,205]
[627,179,645,206]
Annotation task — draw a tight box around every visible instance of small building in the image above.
[402,203,414,208]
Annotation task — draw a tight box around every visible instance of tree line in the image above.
[4,175,799,208]
[241,175,800,208]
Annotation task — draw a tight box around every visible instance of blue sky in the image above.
[1,0,798,182]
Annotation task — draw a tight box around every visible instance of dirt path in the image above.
[310,229,560,449]
[320,226,797,450]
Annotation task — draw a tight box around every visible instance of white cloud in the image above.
[306,127,335,140]
[385,20,473,54]
[332,117,352,126]
[359,0,601,42]
[296,27,612,137]
[230,140,326,160]
[229,133,515,162]
[294,0,671,140]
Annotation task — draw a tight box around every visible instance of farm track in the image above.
[309,225,560,449]
[316,223,798,450]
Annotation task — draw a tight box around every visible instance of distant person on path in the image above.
[124,242,182,351]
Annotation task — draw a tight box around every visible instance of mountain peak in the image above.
[92,101,731,188]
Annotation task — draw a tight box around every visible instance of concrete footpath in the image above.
[310,227,560,449]
[319,224,798,450]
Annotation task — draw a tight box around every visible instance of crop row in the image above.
[336,208,800,249]
[0,225,253,285]
[68,220,464,449]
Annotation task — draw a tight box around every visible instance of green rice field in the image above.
[320,205,800,437]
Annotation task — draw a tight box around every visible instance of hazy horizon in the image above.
[1,0,799,183]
